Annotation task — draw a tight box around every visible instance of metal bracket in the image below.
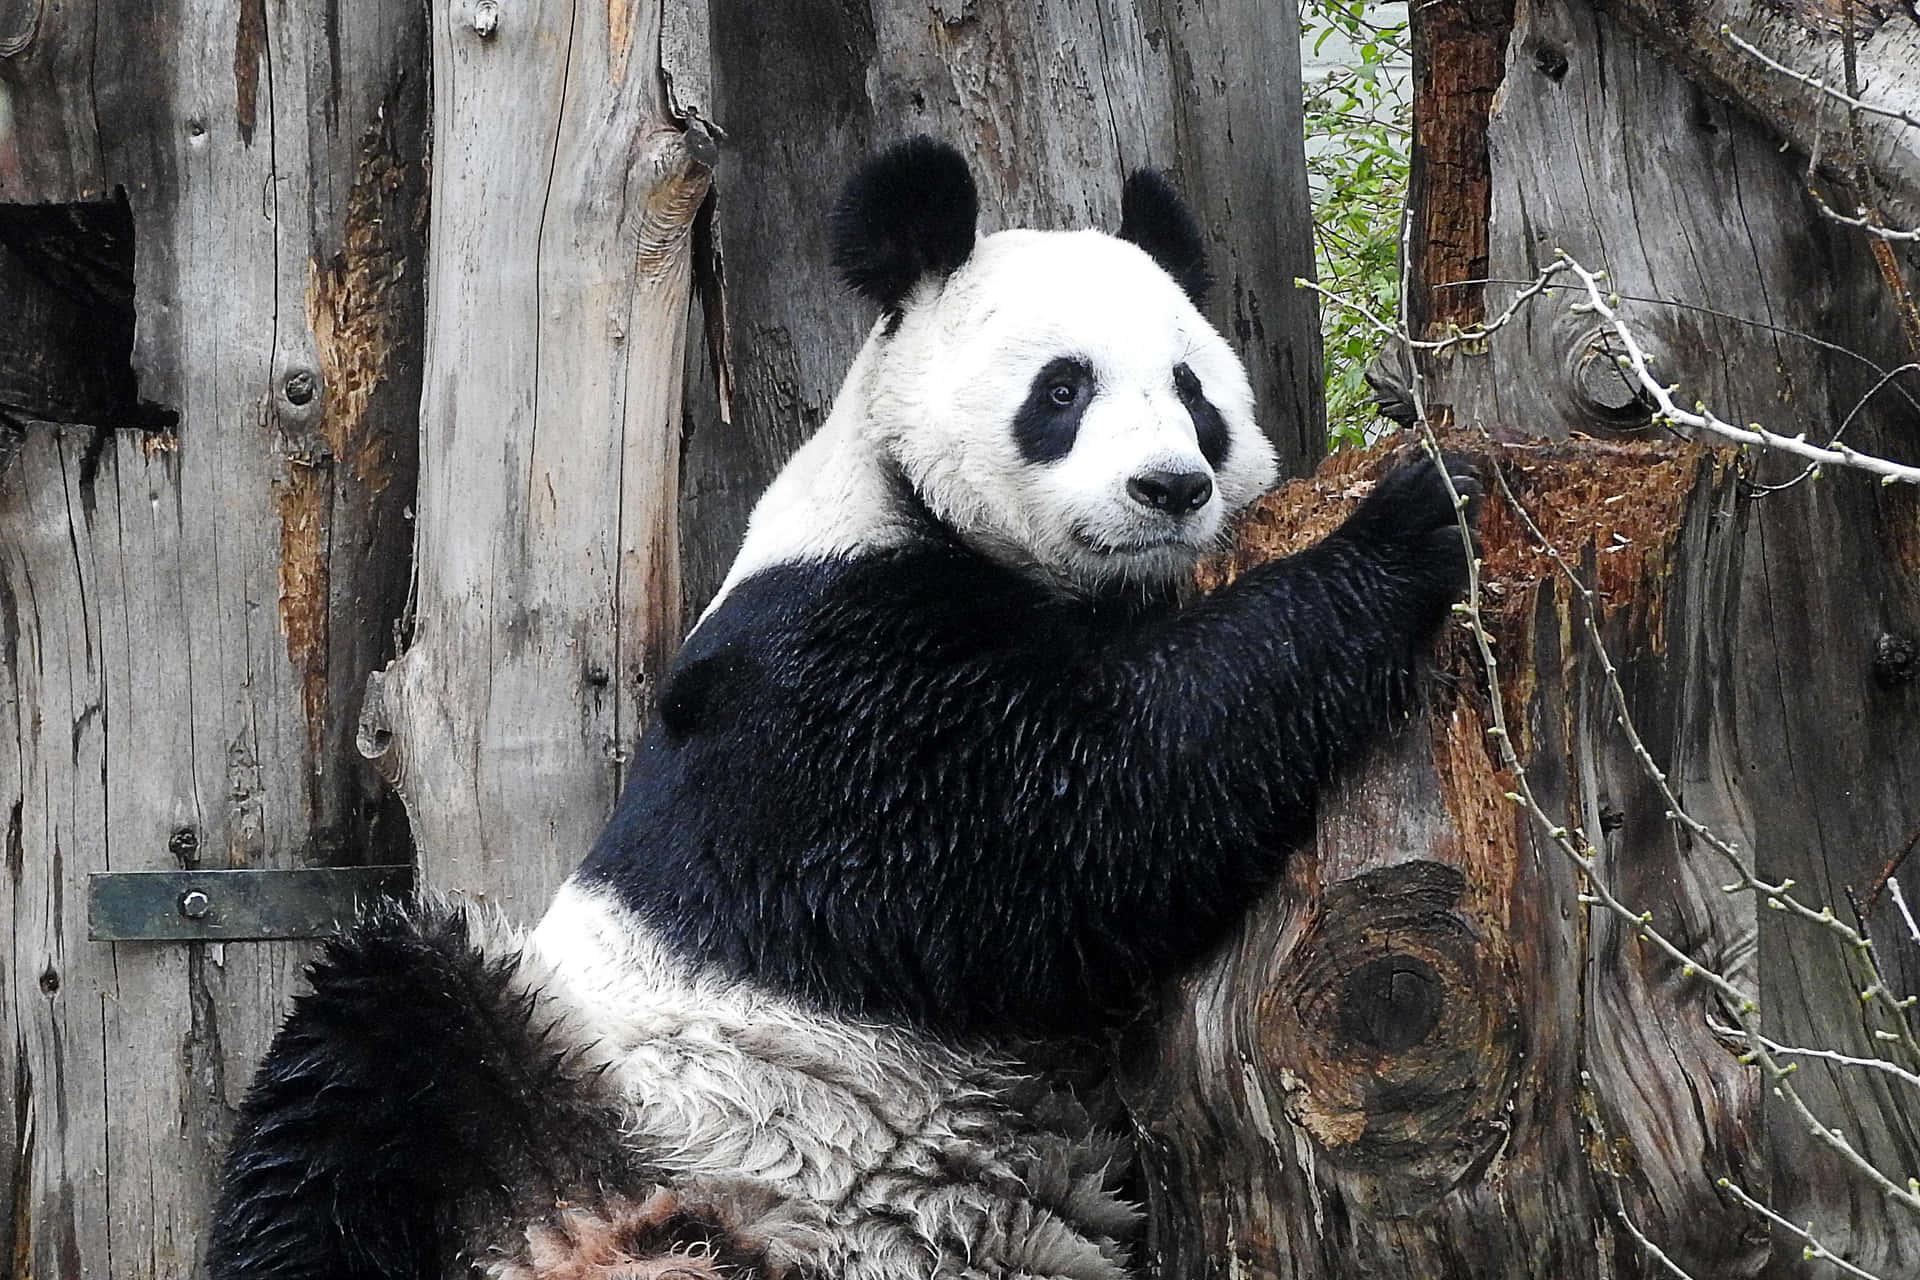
[87,866,413,942]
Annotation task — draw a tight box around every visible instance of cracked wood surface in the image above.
[1121,0,1919,1273]
[356,5,710,914]
[0,0,426,1275]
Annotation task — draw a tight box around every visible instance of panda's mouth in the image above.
[1069,527,1190,557]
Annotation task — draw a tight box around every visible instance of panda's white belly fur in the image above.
[524,882,1137,1280]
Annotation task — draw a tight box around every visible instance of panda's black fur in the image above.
[209,138,1478,1280]
[580,464,1463,1037]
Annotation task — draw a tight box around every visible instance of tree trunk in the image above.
[1122,0,1920,1275]
[678,0,1324,613]
[357,4,711,908]
[0,0,426,1274]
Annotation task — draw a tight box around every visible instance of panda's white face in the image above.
[861,230,1277,593]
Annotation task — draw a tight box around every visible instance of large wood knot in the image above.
[1259,859,1521,1202]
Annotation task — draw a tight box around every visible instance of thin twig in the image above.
[1428,278,1920,415]
[1890,880,1920,950]
[1708,1022,1920,1092]
[1815,200,1920,243]
[1746,363,1920,495]
[1720,26,1920,131]
[1718,1178,1890,1280]
[1559,254,1920,485]
[1300,259,1567,355]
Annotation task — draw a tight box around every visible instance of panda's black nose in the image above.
[1127,469,1213,515]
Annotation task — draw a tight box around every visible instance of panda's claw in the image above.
[1345,451,1482,539]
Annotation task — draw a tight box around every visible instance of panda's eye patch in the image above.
[1014,357,1095,464]
[1173,362,1204,401]
[1173,361,1232,469]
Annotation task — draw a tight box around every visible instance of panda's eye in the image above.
[1014,357,1096,464]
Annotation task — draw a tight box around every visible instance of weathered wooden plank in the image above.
[0,0,427,1273]
[360,1,710,912]
[678,0,1322,614]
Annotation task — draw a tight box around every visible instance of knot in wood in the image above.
[1571,336,1651,421]
[1338,954,1444,1052]
[1260,860,1521,1200]
[1873,631,1916,685]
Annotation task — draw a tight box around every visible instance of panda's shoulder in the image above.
[698,540,1046,656]
[659,542,1060,736]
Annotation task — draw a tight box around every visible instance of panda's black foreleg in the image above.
[1038,453,1481,1015]
[1164,450,1478,795]
[206,901,641,1280]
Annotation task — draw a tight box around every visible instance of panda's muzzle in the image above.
[1126,468,1213,515]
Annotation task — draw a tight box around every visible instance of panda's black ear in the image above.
[831,136,979,316]
[1118,169,1212,308]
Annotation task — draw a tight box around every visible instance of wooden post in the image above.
[357,6,710,910]
[0,0,426,1273]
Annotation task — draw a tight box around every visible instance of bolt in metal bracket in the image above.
[87,866,413,942]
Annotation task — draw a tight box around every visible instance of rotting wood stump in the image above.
[1123,435,1797,1279]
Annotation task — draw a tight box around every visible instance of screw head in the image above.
[168,827,201,858]
[472,0,501,37]
[179,890,211,920]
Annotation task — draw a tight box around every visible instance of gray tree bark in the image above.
[0,0,426,1273]
[1122,0,1920,1274]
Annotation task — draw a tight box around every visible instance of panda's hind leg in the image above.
[207,899,653,1279]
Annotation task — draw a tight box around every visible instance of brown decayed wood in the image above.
[1129,435,1765,1278]
[1406,0,1515,338]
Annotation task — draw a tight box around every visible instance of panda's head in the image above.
[832,138,1279,594]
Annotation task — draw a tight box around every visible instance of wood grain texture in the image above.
[0,0,426,1274]
[1591,0,1920,229]
[677,0,1322,615]
[360,1,710,915]
[1125,440,1770,1279]
[1123,0,1918,1270]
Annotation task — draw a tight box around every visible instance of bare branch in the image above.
[1559,254,1920,486]
[1708,1023,1920,1092]
[1719,26,1920,133]
[1717,1178,1893,1280]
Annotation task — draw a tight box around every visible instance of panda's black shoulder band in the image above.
[831,136,979,317]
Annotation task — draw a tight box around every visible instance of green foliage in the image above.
[1301,0,1410,449]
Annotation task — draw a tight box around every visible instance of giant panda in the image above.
[208,137,1479,1280]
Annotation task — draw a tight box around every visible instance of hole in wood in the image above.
[1339,954,1443,1052]
[1532,42,1569,81]
[0,188,177,437]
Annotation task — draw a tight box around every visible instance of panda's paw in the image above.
[1339,450,1482,599]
